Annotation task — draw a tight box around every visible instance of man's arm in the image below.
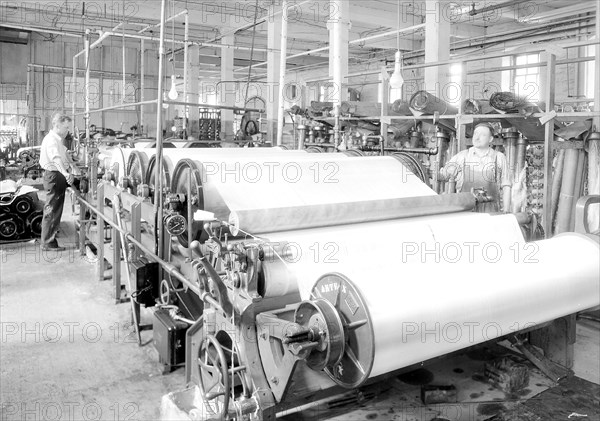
[438,150,464,181]
[65,150,81,175]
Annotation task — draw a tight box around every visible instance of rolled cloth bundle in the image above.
[409,91,457,131]
[409,90,458,115]
[463,99,495,114]
[489,92,534,113]
[391,99,412,115]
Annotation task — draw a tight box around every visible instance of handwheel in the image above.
[197,334,230,418]
[159,279,172,305]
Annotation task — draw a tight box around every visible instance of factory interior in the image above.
[1,0,600,420]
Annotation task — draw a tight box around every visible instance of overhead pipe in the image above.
[74,100,158,116]
[89,31,111,49]
[72,50,78,128]
[467,0,533,16]
[154,0,168,258]
[234,23,425,74]
[183,12,189,133]
[84,34,90,167]
[140,39,145,134]
[202,0,312,44]
[307,53,596,84]
[0,22,82,38]
[276,0,289,146]
[29,63,140,77]
[137,9,188,34]
[163,100,263,113]
[122,26,126,105]
[306,38,599,82]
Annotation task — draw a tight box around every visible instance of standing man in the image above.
[39,113,79,251]
[439,123,512,213]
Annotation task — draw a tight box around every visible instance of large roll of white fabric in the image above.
[198,156,437,232]
[260,213,600,379]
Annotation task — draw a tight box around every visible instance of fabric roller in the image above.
[259,214,600,386]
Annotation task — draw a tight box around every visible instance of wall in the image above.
[0,33,159,143]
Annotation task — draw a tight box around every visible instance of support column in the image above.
[328,0,350,105]
[140,39,145,134]
[187,45,200,138]
[543,52,556,237]
[588,0,600,232]
[266,11,282,145]
[221,34,235,141]
[595,0,600,130]
[424,1,450,98]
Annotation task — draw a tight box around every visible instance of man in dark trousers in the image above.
[39,113,79,251]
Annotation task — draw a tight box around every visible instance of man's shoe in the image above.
[42,243,66,252]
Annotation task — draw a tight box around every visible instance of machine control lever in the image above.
[198,256,233,318]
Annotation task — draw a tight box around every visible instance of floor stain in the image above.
[477,402,506,415]
[397,368,434,386]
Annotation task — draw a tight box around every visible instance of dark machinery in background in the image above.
[290,90,592,240]
[0,182,43,243]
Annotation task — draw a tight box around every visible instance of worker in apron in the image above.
[439,123,512,213]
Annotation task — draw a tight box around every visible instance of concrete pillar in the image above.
[220,34,235,141]
[328,0,350,105]
[187,45,200,138]
[595,0,600,130]
[424,1,450,99]
[266,12,282,145]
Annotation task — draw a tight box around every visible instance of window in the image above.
[584,45,595,100]
[501,56,512,91]
[447,63,462,105]
[102,79,137,110]
[64,76,101,109]
[389,86,402,102]
[514,53,540,101]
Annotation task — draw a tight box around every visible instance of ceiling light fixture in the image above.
[389,0,404,89]
[168,74,178,100]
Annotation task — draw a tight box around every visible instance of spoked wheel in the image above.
[197,332,251,419]
[198,334,231,418]
[126,151,149,194]
[171,159,205,247]
[145,156,172,204]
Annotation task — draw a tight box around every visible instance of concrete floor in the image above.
[1,194,185,420]
[1,194,599,421]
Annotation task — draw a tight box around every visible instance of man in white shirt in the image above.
[39,113,79,251]
[439,123,512,213]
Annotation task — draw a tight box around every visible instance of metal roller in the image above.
[166,150,354,244]
[259,215,600,386]
[207,156,436,233]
